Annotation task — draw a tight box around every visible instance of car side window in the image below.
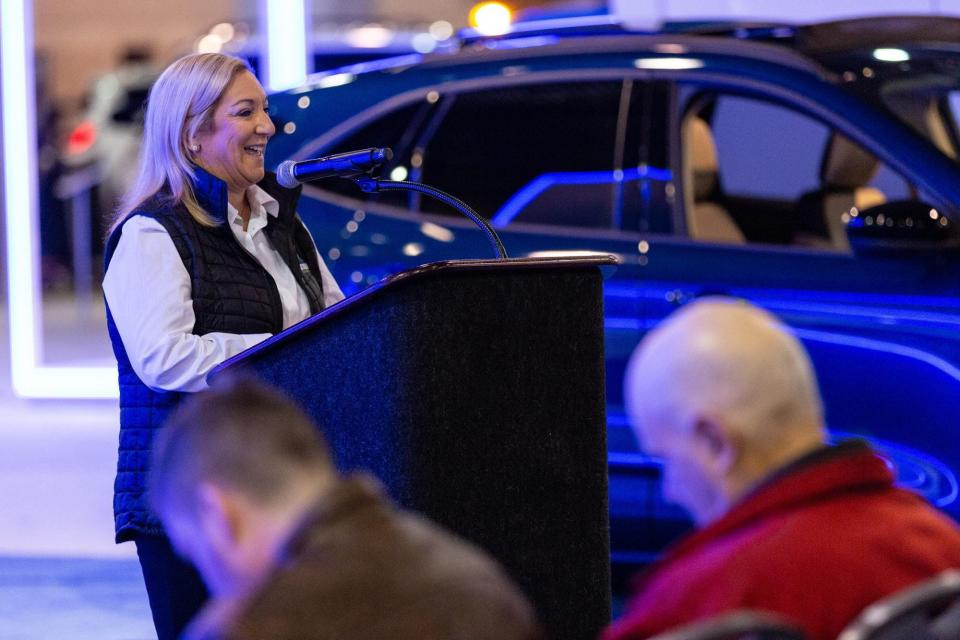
[712,96,829,201]
[312,100,435,208]
[682,92,916,251]
[417,81,627,228]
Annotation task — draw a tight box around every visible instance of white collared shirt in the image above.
[103,185,344,392]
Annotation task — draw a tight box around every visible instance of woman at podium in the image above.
[101,52,342,640]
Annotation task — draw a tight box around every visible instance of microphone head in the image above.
[276,160,299,189]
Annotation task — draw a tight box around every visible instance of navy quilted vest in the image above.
[105,168,324,542]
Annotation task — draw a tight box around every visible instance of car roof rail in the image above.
[455,15,810,51]
[661,21,799,40]
[456,13,960,53]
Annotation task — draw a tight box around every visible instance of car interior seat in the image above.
[682,116,746,244]
[796,133,886,252]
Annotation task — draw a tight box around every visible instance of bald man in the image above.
[604,298,960,640]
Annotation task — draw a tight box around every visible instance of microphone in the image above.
[276,147,393,188]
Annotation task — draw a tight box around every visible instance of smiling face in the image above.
[193,70,275,199]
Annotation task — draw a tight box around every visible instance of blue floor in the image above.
[0,556,154,640]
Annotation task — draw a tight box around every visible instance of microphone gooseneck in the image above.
[353,176,508,260]
[277,147,508,260]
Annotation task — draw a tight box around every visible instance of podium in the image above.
[213,256,615,640]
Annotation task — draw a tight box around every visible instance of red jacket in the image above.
[604,442,960,640]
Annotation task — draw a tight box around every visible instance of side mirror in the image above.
[846,200,959,255]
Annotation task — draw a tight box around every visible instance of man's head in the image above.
[149,374,337,598]
[625,297,826,525]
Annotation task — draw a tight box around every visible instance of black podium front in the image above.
[213,256,615,640]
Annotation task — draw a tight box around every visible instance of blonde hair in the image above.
[111,53,250,231]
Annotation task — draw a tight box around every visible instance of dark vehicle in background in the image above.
[265,15,960,580]
[265,15,960,578]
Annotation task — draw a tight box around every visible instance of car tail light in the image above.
[66,120,97,156]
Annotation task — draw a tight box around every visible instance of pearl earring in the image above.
[189,143,200,152]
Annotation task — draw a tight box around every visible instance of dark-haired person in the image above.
[102,53,342,640]
[149,375,540,640]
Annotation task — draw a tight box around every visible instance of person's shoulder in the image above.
[116,213,166,233]
[113,193,178,228]
[105,201,174,261]
[692,489,959,578]
[393,510,537,607]
[396,509,503,571]
[135,191,181,218]
[329,504,543,638]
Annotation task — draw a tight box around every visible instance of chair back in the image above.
[838,570,960,640]
[647,610,807,640]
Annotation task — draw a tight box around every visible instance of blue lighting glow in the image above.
[830,431,959,508]
[607,422,959,509]
[602,295,960,386]
[261,0,308,91]
[491,166,673,228]
[793,328,960,385]
[1,0,41,391]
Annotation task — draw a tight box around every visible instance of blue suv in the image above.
[264,15,960,575]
